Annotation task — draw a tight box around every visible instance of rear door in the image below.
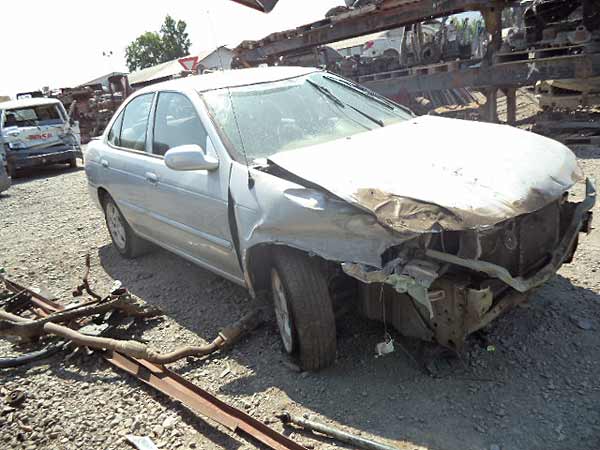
[139,91,242,281]
[98,93,156,236]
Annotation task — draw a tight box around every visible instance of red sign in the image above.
[178,56,200,72]
[27,133,52,140]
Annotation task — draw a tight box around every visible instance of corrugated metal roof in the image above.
[80,72,128,88]
[128,47,232,87]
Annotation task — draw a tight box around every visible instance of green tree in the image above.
[160,15,191,62]
[125,15,191,72]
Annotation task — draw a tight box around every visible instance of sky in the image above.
[1,0,342,98]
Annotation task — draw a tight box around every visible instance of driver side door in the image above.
[140,91,243,282]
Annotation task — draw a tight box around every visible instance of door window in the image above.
[107,111,124,147]
[120,94,153,151]
[152,92,208,156]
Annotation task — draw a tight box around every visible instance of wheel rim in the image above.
[271,269,294,354]
[106,201,127,250]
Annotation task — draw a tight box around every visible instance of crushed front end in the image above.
[344,179,595,349]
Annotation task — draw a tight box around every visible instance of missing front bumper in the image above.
[349,178,596,349]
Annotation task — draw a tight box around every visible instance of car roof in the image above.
[136,66,321,95]
[0,97,62,111]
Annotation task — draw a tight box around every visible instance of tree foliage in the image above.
[453,16,485,43]
[125,15,191,72]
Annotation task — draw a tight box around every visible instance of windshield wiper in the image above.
[306,79,345,108]
[347,104,384,127]
[323,75,398,111]
[307,79,384,128]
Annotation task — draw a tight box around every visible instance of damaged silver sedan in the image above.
[85,67,595,370]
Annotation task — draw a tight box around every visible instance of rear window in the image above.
[2,104,64,128]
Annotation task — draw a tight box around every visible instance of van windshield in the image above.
[201,72,412,162]
[2,104,64,128]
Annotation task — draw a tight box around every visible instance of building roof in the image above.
[80,72,128,88]
[135,66,319,95]
[0,97,61,110]
[128,47,232,87]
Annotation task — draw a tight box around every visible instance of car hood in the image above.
[268,115,583,233]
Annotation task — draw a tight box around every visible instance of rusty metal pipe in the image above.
[279,412,399,450]
[0,294,157,339]
[0,309,261,365]
[4,282,302,450]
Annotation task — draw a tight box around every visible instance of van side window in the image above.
[120,94,154,151]
[107,112,124,147]
[152,92,208,156]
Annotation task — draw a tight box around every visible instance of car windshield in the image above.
[201,72,412,162]
[2,104,64,128]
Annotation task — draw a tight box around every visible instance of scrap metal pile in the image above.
[0,257,400,450]
[51,74,131,144]
[232,0,600,119]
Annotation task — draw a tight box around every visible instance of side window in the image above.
[152,92,208,157]
[120,94,153,151]
[107,111,124,147]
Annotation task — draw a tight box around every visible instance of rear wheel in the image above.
[271,247,337,371]
[102,195,150,258]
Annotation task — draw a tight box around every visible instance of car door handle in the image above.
[100,159,109,168]
[145,172,159,184]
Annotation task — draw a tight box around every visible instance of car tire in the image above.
[102,195,150,259]
[7,163,16,179]
[69,158,77,169]
[271,247,336,371]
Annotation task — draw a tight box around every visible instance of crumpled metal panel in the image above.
[269,115,582,234]
[228,114,591,320]
[230,163,413,271]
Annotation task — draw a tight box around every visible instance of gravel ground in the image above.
[1,137,599,450]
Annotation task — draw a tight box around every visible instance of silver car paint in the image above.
[86,68,592,304]
[268,115,583,233]
[86,86,244,285]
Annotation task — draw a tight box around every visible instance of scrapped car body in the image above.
[0,98,82,176]
[85,67,595,370]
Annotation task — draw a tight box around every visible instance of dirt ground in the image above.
[1,126,600,450]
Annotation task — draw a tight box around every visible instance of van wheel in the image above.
[271,247,336,371]
[103,195,150,258]
[69,158,77,169]
[7,163,16,179]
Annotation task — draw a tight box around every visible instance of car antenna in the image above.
[206,9,255,189]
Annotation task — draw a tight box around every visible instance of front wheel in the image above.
[103,195,150,258]
[271,247,337,371]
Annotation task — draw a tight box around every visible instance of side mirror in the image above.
[164,145,219,171]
